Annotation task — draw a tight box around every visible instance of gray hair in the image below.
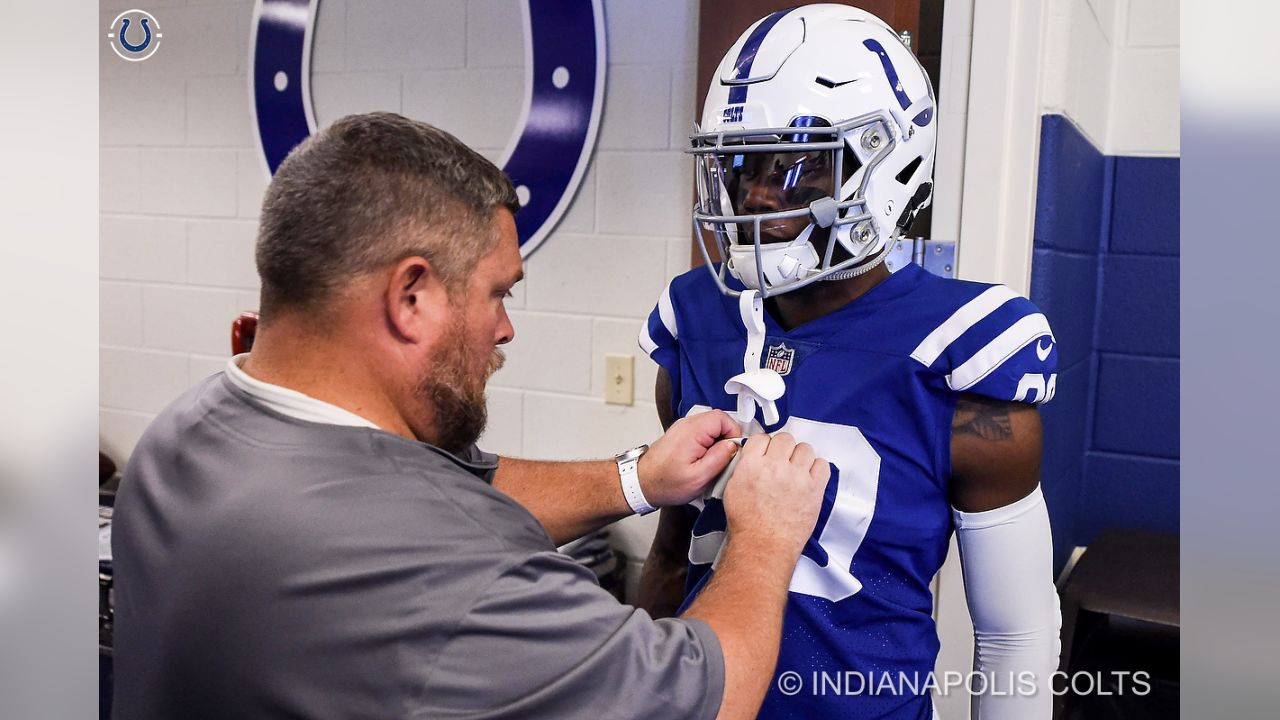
[255,112,519,321]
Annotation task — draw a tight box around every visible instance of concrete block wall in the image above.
[1081,153,1179,541]
[100,0,263,461]
[99,0,701,592]
[1032,0,1179,569]
[1041,0,1179,156]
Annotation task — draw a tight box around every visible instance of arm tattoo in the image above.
[952,395,1014,441]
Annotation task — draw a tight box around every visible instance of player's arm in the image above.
[638,367,696,618]
[949,394,1059,719]
[950,394,1041,511]
[639,508,694,618]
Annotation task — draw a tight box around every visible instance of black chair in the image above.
[1056,530,1179,719]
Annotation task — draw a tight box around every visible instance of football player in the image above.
[638,5,1060,719]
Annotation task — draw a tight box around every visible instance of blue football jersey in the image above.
[639,263,1057,719]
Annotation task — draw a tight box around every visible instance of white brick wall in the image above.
[139,149,239,216]
[598,65,674,150]
[401,69,525,154]
[522,232,672,318]
[187,219,259,288]
[101,282,144,347]
[345,0,467,71]
[100,217,186,282]
[187,76,256,147]
[100,0,699,581]
[491,311,594,395]
[1040,0,1180,156]
[100,148,140,212]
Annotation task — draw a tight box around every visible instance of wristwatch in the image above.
[614,444,654,515]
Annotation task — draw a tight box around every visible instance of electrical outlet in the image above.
[604,353,634,406]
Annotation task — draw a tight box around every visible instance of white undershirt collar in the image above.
[225,353,381,429]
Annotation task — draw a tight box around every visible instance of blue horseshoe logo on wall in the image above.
[250,0,607,258]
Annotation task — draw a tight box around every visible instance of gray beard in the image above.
[416,320,505,455]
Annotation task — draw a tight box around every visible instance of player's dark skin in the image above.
[639,162,1044,618]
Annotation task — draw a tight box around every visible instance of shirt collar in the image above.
[224,353,382,430]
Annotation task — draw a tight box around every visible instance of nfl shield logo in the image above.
[765,343,795,376]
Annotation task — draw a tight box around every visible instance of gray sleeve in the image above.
[419,551,724,720]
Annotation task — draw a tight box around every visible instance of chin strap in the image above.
[823,242,890,282]
[723,289,785,426]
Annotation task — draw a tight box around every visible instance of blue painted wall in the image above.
[1030,114,1179,571]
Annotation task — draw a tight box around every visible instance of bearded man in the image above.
[109,112,831,720]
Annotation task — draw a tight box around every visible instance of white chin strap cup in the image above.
[727,240,819,291]
[723,290,784,425]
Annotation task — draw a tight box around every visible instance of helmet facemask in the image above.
[691,112,898,299]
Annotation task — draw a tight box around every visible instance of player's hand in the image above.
[638,410,743,507]
[722,432,831,557]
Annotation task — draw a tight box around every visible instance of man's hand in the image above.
[638,410,742,507]
[681,432,831,720]
[722,432,830,554]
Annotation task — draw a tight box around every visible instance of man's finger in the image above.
[740,432,770,457]
[692,438,740,474]
[810,459,832,484]
[790,442,815,467]
[765,432,797,458]
[704,409,742,442]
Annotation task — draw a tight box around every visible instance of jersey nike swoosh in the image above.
[1036,339,1053,361]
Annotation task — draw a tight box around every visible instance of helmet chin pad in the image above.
[726,236,820,291]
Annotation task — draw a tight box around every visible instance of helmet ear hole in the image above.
[896,181,933,232]
[895,156,924,185]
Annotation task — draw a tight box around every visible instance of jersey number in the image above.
[687,409,881,602]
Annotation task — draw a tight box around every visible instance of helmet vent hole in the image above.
[815,76,837,88]
[895,156,924,185]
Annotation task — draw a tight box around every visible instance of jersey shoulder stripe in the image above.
[639,270,711,375]
[910,285,1021,366]
[908,275,1058,404]
[947,311,1052,391]
[639,268,728,352]
[639,280,678,356]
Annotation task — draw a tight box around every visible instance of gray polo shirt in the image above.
[111,374,724,719]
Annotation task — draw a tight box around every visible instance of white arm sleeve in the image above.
[953,485,1061,720]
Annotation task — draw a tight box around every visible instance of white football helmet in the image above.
[691,4,937,297]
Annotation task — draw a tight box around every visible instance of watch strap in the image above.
[617,452,655,516]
